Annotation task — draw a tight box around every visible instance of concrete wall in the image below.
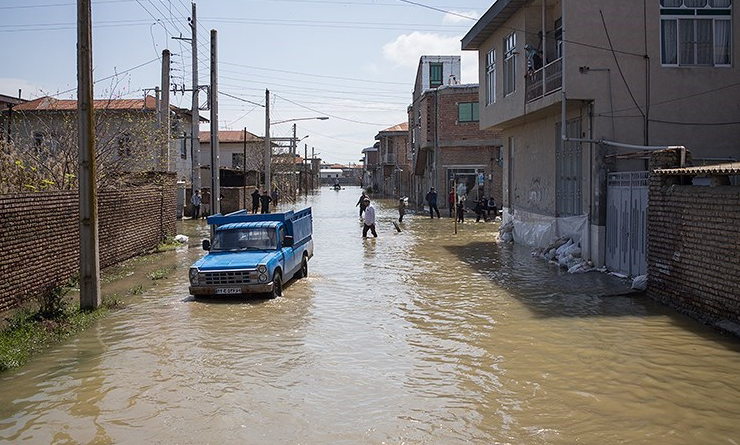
[0,174,177,313]
[647,152,740,332]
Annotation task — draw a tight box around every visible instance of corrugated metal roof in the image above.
[14,96,159,111]
[199,130,262,143]
[655,162,740,175]
[379,122,408,133]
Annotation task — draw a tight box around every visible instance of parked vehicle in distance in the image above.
[189,208,314,298]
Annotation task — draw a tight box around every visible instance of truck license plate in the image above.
[215,288,241,295]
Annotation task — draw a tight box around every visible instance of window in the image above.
[486,49,496,105]
[503,32,517,96]
[429,63,443,88]
[33,131,44,149]
[660,0,732,66]
[232,153,245,169]
[458,102,479,122]
[180,136,187,159]
[117,133,132,156]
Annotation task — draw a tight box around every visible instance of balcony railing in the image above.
[525,58,562,103]
[381,152,397,165]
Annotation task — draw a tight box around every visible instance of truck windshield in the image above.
[211,228,277,251]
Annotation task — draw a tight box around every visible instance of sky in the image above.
[0,0,494,165]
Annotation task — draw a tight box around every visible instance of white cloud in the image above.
[442,10,480,25]
[382,32,479,84]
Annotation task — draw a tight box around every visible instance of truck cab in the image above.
[189,208,313,298]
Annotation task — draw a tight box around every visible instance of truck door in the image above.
[279,226,297,276]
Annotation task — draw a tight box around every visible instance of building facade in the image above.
[374,122,412,198]
[409,56,503,211]
[462,0,740,273]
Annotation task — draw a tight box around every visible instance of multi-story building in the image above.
[462,0,739,274]
[374,122,411,198]
[361,145,379,191]
[409,55,503,211]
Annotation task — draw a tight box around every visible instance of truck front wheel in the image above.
[270,271,283,298]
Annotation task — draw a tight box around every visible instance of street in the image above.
[1,186,740,444]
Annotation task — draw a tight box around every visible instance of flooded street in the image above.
[2,186,740,444]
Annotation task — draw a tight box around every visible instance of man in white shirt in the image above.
[191,190,202,219]
[362,198,377,238]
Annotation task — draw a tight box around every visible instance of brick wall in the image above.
[0,174,177,312]
[647,150,740,331]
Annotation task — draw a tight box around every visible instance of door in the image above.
[606,171,648,276]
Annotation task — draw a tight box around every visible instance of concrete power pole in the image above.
[264,88,271,194]
[209,29,220,215]
[291,123,296,200]
[160,49,171,171]
[304,143,308,194]
[190,1,200,192]
[77,0,101,310]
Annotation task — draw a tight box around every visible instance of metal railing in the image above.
[525,58,562,102]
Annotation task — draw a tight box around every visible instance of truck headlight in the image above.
[257,264,267,274]
[259,273,268,283]
[189,267,199,285]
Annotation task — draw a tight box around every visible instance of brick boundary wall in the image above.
[647,149,740,333]
[0,173,177,312]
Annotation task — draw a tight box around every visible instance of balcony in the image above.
[525,58,562,103]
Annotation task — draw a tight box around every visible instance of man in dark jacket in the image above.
[260,190,272,214]
[425,187,440,218]
[251,188,260,214]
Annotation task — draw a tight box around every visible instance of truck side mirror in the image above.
[283,236,294,247]
[202,239,211,251]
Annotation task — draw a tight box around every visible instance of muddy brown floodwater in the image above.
[2,186,740,444]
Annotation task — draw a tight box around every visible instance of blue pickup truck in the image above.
[189,208,314,298]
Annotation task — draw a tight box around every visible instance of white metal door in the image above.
[606,171,648,276]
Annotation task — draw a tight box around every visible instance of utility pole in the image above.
[160,49,171,171]
[209,29,220,215]
[190,1,200,192]
[243,126,247,209]
[77,0,100,310]
[311,146,315,190]
[304,143,308,194]
[291,123,296,201]
[264,88,271,193]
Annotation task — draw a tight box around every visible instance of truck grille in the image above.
[201,270,253,285]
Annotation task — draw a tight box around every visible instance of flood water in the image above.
[2,186,740,444]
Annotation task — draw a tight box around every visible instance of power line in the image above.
[220,61,407,86]
[219,91,265,107]
[273,93,396,127]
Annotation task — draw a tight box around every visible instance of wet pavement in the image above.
[1,186,740,444]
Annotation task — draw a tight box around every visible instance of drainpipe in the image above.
[559,0,566,237]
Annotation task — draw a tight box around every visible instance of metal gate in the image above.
[606,171,648,276]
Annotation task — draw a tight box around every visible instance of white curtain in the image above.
[679,19,694,64]
[696,19,713,65]
[714,19,732,64]
[662,20,678,64]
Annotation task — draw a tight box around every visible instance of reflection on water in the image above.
[1,186,739,444]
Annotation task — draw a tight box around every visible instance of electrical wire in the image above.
[273,93,396,126]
